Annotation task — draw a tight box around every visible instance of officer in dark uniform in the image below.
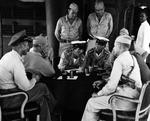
[81,36,112,73]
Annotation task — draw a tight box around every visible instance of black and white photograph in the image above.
[0,0,150,121]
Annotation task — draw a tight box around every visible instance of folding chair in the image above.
[0,91,40,121]
[99,81,150,121]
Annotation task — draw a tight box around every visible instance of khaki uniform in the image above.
[82,47,112,71]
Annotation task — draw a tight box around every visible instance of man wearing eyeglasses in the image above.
[55,3,83,57]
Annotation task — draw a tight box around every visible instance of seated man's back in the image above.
[23,35,55,78]
[23,51,55,77]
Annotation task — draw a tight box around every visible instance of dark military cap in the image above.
[94,35,109,46]
[8,30,31,46]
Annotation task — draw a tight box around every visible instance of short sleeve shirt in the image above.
[55,15,82,41]
[88,12,113,38]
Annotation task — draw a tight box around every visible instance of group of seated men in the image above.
[56,25,150,121]
[0,0,150,121]
[0,26,150,121]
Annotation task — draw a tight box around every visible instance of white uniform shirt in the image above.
[0,50,36,91]
[136,20,150,53]
[98,51,142,96]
